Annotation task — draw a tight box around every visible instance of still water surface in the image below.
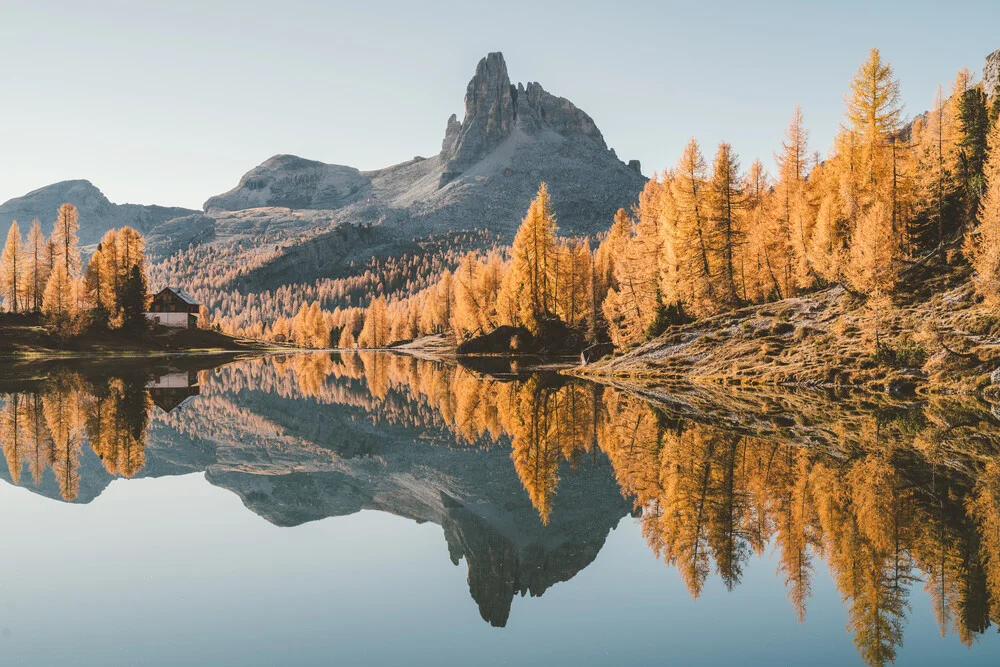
[0,352,998,666]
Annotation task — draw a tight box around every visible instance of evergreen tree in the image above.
[120,264,149,331]
[956,79,990,223]
[965,116,1000,307]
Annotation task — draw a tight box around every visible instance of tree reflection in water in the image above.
[2,352,1000,666]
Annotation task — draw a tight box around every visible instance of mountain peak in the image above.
[203,154,370,212]
[440,52,516,176]
[439,52,608,184]
[0,179,196,246]
[14,179,108,205]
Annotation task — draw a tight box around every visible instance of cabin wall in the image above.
[146,312,192,328]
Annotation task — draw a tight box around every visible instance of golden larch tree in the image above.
[358,296,389,348]
[23,219,48,312]
[509,183,558,332]
[846,47,903,190]
[0,220,23,312]
[775,106,814,290]
[708,142,743,305]
[42,262,80,327]
[51,203,81,277]
[672,138,716,316]
[847,200,900,349]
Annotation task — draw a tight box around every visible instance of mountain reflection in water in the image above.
[1,351,1000,666]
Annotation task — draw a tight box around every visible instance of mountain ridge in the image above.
[0,179,197,247]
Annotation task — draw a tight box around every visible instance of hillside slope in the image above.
[0,180,196,247]
[576,259,1000,395]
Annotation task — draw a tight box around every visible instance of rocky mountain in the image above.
[204,155,370,212]
[137,51,648,312]
[0,51,647,313]
[191,51,644,241]
[0,180,197,247]
[985,48,1000,98]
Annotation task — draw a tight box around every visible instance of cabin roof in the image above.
[156,286,200,306]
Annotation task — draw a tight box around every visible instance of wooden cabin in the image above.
[146,287,200,329]
[147,371,200,412]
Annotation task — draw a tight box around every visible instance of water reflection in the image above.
[2,372,151,500]
[2,352,1000,665]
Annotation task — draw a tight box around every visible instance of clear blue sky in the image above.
[0,0,997,210]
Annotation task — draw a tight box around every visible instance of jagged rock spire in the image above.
[440,52,609,185]
[441,52,516,176]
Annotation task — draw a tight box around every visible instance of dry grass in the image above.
[578,262,1000,395]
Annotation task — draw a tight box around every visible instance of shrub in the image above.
[873,340,928,368]
[770,321,795,336]
[646,300,690,340]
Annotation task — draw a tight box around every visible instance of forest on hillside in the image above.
[0,201,156,336]
[197,47,1000,360]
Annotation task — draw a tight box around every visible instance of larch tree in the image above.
[84,244,109,325]
[435,271,454,333]
[918,85,960,248]
[452,253,485,340]
[98,229,121,318]
[359,296,389,348]
[708,142,743,305]
[1,392,25,485]
[742,159,783,301]
[1,221,23,312]
[843,48,904,335]
[51,203,81,277]
[672,138,716,316]
[42,262,80,329]
[337,324,356,349]
[845,48,903,192]
[601,194,663,347]
[559,239,592,328]
[23,219,47,312]
[477,251,506,331]
[509,183,558,332]
[965,115,1000,307]
[775,106,814,290]
[847,200,899,349]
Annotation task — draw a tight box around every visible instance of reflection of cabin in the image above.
[147,371,200,412]
[146,287,200,329]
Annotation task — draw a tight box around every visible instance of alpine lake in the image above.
[1,351,999,667]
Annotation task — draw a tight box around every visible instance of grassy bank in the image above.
[572,260,1000,396]
[0,312,281,358]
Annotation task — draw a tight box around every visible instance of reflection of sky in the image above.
[0,473,995,666]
